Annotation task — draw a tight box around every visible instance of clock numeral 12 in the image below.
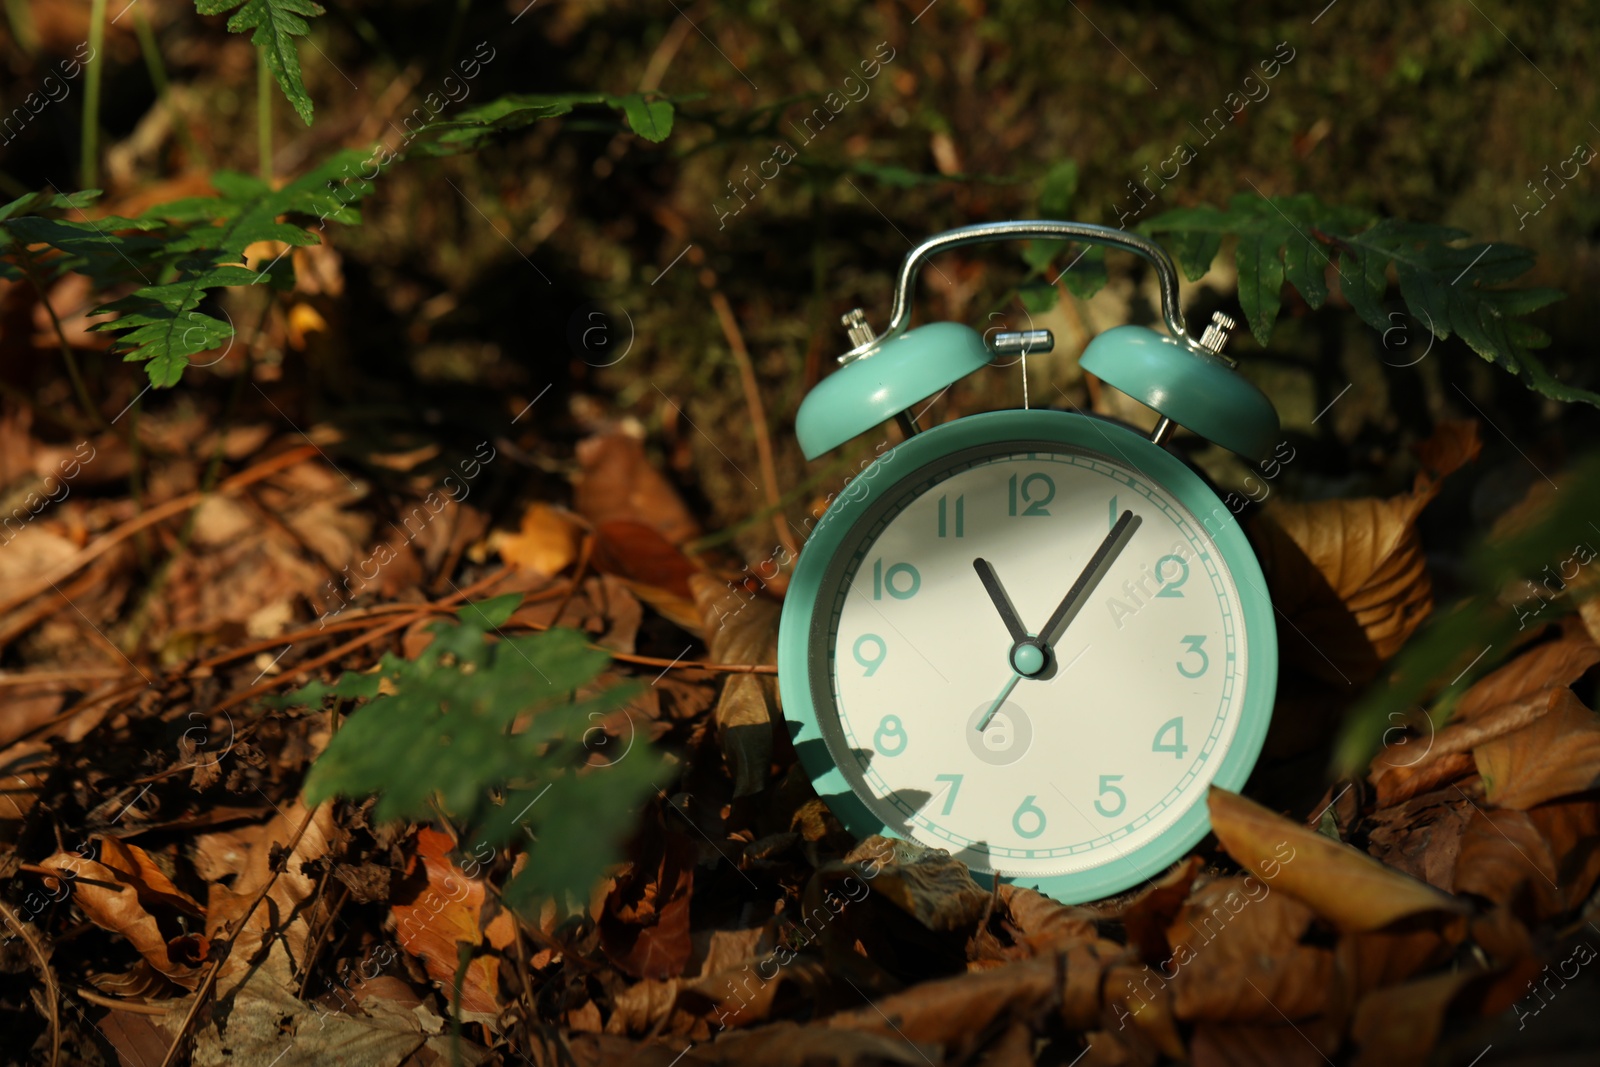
[1094,774,1127,817]
[1013,795,1047,839]
[872,559,921,600]
[1153,716,1189,759]
[1176,635,1208,678]
[933,773,962,815]
[1008,472,1055,516]
[937,494,965,537]
[1153,554,1190,598]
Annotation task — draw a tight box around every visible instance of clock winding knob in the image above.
[1198,311,1239,367]
[841,308,877,349]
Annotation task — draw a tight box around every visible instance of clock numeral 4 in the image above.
[937,494,965,537]
[874,714,907,757]
[1176,635,1209,678]
[1094,774,1127,817]
[1008,472,1055,516]
[853,633,886,676]
[933,773,962,815]
[1153,554,1190,598]
[872,559,921,600]
[1153,717,1189,759]
[1013,795,1047,839]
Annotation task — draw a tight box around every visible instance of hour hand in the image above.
[973,558,1029,644]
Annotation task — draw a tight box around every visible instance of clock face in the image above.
[780,413,1275,901]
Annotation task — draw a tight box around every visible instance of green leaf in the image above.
[1235,232,1287,344]
[1038,160,1079,217]
[1057,245,1109,300]
[196,0,326,125]
[405,92,679,156]
[1170,229,1223,282]
[616,93,675,142]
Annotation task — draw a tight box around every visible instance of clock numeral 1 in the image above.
[1176,635,1209,678]
[1153,554,1190,598]
[933,773,963,815]
[853,633,886,676]
[937,494,965,537]
[1094,774,1127,817]
[1109,495,1118,530]
[873,714,908,757]
[1153,716,1189,759]
[872,559,921,600]
[1012,795,1047,839]
[1008,472,1055,516]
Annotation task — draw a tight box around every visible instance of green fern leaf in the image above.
[406,92,678,156]
[196,0,325,125]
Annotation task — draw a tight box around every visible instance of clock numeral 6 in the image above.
[1012,795,1047,839]
[1176,635,1209,678]
[872,559,921,600]
[1153,554,1190,598]
[1094,774,1127,817]
[874,714,908,757]
[933,773,962,815]
[853,633,886,676]
[1153,716,1189,759]
[1008,472,1055,516]
[937,494,965,537]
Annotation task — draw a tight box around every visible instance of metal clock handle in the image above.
[839,220,1188,364]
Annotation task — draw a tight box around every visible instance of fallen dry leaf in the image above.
[575,432,700,546]
[391,827,507,1021]
[1349,969,1479,1067]
[601,833,696,981]
[491,502,582,576]
[1453,807,1564,918]
[693,573,779,798]
[1474,687,1600,810]
[1208,787,1468,931]
[1454,627,1600,722]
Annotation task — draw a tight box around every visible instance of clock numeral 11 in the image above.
[937,494,965,537]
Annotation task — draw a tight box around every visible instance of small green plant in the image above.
[196,0,325,125]
[286,595,663,907]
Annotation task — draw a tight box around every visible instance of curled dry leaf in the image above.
[1453,626,1600,722]
[692,573,779,798]
[491,502,581,576]
[992,883,1099,958]
[1208,787,1468,931]
[391,827,511,1021]
[1118,855,1204,965]
[1453,807,1564,918]
[1369,687,1565,807]
[1252,419,1479,684]
[1474,687,1600,810]
[1349,969,1480,1067]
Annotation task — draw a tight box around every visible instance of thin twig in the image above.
[74,987,172,1016]
[0,898,60,1067]
[16,248,111,434]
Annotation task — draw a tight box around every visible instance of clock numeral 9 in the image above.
[937,494,965,537]
[1176,635,1208,678]
[1012,795,1047,839]
[1153,716,1189,759]
[1008,472,1055,516]
[872,559,921,600]
[853,633,886,676]
[1094,774,1127,817]
[1153,554,1190,598]
[874,714,907,757]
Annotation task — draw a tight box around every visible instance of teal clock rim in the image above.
[775,409,1278,904]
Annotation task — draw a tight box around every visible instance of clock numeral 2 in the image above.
[1008,472,1055,516]
[1153,554,1190,598]
[1153,716,1189,759]
[853,633,886,676]
[937,494,965,537]
[1094,774,1127,817]
[874,714,907,757]
[1176,635,1208,678]
[1013,795,1047,839]
[933,773,962,815]
[872,559,921,600]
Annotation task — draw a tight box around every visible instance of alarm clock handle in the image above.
[840,221,1187,364]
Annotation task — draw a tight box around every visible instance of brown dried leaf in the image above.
[1208,787,1467,931]
[1455,628,1600,722]
[1527,795,1600,911]
[44,847,206,989]
[1475,687,1600,809]
[693,573,779,798]
[1118,854,1204,964]
[575,432,700,546]
[837,836,990,933]
[1349,969,1478,1067]
[995,883,1099,957]
[390,827,503,1019]
[601,835,696,981]
[490,502,580,576]
[1453,807,1563,918]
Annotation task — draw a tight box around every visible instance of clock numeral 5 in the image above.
[853,633,886,676]
[874,714,907,757]
[1153,554,1190,598]
[872,559,921,600]
[1008,472,1055,516]
[933,773,962,815]
[937,494,965,537]
[1094,774,1127,817]
[1153,716,1189,759]
[1013,795,1047,839]
[1176,635,1208,678]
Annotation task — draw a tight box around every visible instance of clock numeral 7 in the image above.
[1013,795,1047,839]
[1094,774,1126,817]
[937,494,965,537]
[1008,472,1055,516]
[933,773,962,815]
[872,559,921,600]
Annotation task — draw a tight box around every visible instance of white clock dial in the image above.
[814,444,1250,881]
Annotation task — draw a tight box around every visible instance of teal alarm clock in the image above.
[776,221,1280,904]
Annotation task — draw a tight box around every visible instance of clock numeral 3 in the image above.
[872,559,921,600]
[874,714,908,757]
[1153,554,1190,598]
[1176,635,1209,678]
[1012,795,1047,839]
[853,633,886,676]
[1153,717,1189,759]
[1008,472,1055,516]
[933,773,962,815]
[1094,774,1127,817]
[937,494,965,537]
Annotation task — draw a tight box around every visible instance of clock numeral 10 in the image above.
[1153,716,1189,759]
[872,559,921,600]
[853,633,886,676]
[937,494,965,537]
[1008,472,1055,516]
[1176,635,1208,678]
[933,773,962,815]
[1013,795,1047,839]
[874,714,907,757]
[1094,774,1127,817]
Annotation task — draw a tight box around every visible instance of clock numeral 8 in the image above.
[1094,774,1126,817]
[1008,472,1055,516]
[874,714,907,757]
[872,559,920,600]
[1012,795,1047,839]
[853,634,886,676]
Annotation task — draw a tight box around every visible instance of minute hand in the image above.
[1038,509,1142,647]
